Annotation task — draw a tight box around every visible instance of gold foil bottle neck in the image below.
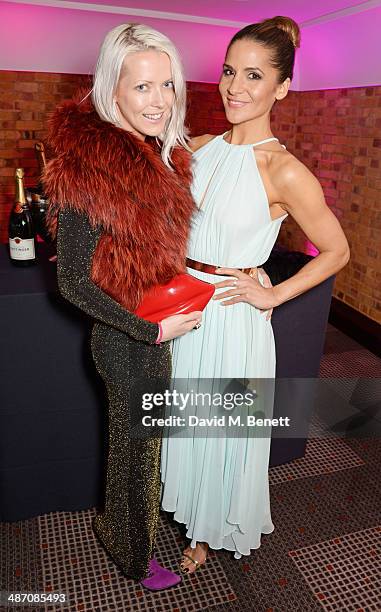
[15,167,27,205]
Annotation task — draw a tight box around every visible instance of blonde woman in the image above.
[43,24,201,589]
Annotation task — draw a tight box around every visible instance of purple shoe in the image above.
[140,558,182,591]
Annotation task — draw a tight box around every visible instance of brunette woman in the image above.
[161,16,350,572]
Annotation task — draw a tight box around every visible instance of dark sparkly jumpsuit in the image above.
[56,208,171,580]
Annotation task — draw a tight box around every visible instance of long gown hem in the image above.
[162,501,275,556]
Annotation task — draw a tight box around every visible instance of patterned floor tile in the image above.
[2,325,380,612]
[308,413,341,438]
[323,330,363,355]
[215,542,323,612]
[320,351,381,378]
[288,526,381,611]
[313,381,381,438]
[0,518,42,611]
[269,434,364,486]
[317,377,363,404]
[2,437,379,612]
[38,510,236,612]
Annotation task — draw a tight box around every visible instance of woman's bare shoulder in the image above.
[271,149,318,187]
[189,134,218,153]
[269,149,325,211]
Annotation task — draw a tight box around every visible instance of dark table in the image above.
[0,244,334,521]
[0,244,106,522]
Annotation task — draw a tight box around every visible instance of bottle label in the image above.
[9,237,35,260]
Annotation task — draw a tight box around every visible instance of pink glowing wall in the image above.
[0,1,380,89]
[299,6,381,90]
[0,2,237,82]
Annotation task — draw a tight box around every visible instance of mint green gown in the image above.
[160,134,288,558]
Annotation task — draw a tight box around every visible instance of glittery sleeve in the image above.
[56,208,160,344]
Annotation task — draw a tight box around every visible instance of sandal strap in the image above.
[182,552,200,567]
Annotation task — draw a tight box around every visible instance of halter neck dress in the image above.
[160,133,288,558]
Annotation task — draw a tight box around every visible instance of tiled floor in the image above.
[288,526,381,612]
[1,324,380,612]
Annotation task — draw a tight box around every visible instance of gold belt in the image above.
[186,257,257,278]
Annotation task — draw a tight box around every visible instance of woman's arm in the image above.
[57,208,159,344]
[213,155,350,309]
[270,157,350,305]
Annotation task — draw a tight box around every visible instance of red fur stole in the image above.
[43,100,195,310]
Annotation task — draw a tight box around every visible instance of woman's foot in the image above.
[180,542,208,574]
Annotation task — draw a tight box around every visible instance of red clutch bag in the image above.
[135,273,215,323]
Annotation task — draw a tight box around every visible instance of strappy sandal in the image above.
[179,552,205,574]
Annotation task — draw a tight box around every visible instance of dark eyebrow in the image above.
[223,63,264,75]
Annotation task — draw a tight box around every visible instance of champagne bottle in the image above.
[31,141,51,243]
[8,168,36,266]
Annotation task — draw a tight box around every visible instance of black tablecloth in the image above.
[0,245,106,521]
[0,244,334,521]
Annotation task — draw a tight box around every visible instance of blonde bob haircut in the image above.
[92,23,189,167]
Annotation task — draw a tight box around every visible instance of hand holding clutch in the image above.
[160,311,203,342]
